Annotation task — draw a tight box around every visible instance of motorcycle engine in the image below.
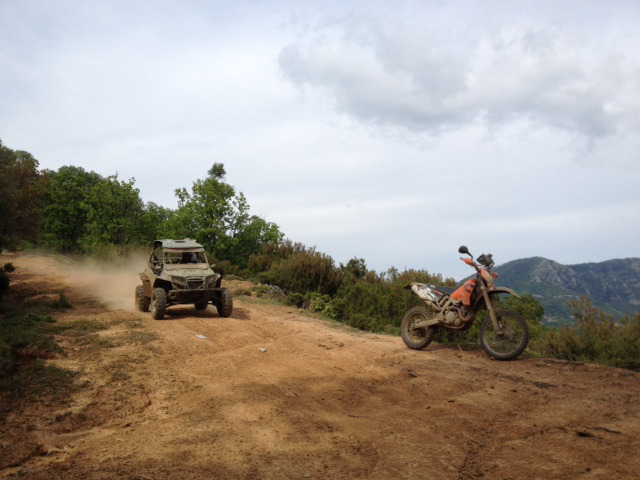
[444,310,462,327]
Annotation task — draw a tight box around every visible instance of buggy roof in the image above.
[153,239,204,250]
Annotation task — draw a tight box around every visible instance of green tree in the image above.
[0,140,45,249]
[82,175,147,249]
[39,165,102,252]
[167,163,282,267]
[341,258,367,280]
[227,215,282,269]
[141,202,174,242]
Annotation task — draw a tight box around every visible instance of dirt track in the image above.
[2,254,640,479]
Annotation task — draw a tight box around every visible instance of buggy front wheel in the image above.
[216,288,233,317]
[135,285,150,312]
[151,288,167,320]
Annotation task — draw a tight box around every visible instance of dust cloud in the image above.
[15,252,147,311]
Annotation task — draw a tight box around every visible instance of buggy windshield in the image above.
[162,249,208,266]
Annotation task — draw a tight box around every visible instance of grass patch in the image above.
[91,335,121,349]
[126,330,159,344]
[105,357,140,383]
[1,310,55,348]
[127,318,145,329]
[232,287,253,296]
[49,318,116,349]
[49,318,106,334]
[0,291,79,414]
[1,300,59,376]
[50,292,73,310]
[110,367,131,382]
[0,361,77,403]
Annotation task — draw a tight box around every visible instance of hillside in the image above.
[2,253,640,479]
[496,256,640,324]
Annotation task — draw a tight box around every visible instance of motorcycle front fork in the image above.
[481,286,503,336]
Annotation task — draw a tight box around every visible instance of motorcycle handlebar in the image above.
[461,257,479,269]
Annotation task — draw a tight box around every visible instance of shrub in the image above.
[307,293,331,312]
[261,250,342,296]
[331,276,420,332]
[247,240,307,274]
[286,292,305,308]
[253,284,286,302]
[211,259,243,278]
[533,297,640,370]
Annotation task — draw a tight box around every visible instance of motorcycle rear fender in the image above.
[406,283,439,304]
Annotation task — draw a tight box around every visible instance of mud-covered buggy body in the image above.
[136,239,233,320]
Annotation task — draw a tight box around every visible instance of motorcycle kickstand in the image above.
[455,332,463,351]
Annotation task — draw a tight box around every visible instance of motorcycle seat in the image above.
[432,285,458,296]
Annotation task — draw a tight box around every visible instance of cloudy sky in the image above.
[1,0,639,279]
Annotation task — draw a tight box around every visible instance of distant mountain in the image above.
[494,257,640,325]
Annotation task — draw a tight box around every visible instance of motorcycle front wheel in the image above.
[401,307,438,350]
[480,310,529,360]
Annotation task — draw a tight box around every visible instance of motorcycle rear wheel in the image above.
[480,310,529,360]
[401,307,438,350]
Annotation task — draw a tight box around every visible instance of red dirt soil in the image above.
[1,253,639,479]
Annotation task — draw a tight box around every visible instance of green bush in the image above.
[252,284,286,302]
[285,292,305,308]
[331,277,418,332]
[211,259,243,278]
[260,250,342,296]
[533,297,640,370]
[248,240,307,274]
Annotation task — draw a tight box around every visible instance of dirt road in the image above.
[2,254,639,479]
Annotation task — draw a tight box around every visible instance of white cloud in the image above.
[278,14,640,155]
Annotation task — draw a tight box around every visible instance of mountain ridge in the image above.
[494,256,640,324]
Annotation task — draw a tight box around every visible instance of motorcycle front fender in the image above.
[488,287,520,299]
[471,286,520,312]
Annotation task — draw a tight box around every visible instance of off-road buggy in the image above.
[136,239,233,320]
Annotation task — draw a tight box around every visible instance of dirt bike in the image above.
[401,246,529,360]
